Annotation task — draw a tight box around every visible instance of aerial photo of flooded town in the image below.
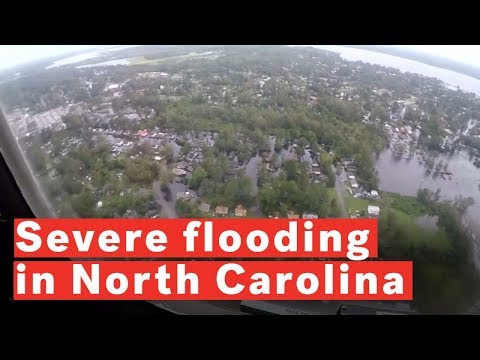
[2,44,480,314]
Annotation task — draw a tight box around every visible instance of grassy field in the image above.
[325,187,337,203]
[325,186,342,217]
[344,192,369,215]
[379,192,428,217]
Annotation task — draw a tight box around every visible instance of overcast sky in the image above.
[0,45,479,70]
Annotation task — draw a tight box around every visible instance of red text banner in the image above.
[14,218,378,259]
[13,261,412,300]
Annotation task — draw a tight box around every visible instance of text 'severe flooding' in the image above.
[13,218,413,301]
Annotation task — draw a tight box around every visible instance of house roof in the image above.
[215,206,229,215]
[177,192,190,199]
[367,205,380,215]
[302,213,318,219]
[199,203,210,212]
[235,205,247,216]
[287,213,300,219]
[172,168,187,176]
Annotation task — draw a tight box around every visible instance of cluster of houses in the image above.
[268,211,319,219]
[198,203,248,217]
[171,132,216,179]
[341,157,379,199]
[341,157,381,218]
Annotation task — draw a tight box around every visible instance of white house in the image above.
[368,205,380,217]
[370,190,379,198]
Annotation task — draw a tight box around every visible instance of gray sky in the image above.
[0,45,479,70]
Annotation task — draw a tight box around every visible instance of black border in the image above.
[1,5,480,44]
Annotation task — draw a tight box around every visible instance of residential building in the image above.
[215,206,229,216]
[177,192,192,201]
[352,187,362,197]
[199,203,211,213]
[172,168,187,177]
[367,205,380,217]
[287,212,300,219]
[235,205,247,217]
[302,213,318,219]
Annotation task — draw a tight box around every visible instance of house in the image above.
[177,161,189,170]
[177,192,192,201]
[235,205,247,217]
[287,211,300,219]
[341,157,354,166]
[370,190,379,198]
[199,203,211,213]
[137,129,149,137]
[302,213,318,219]
[172,168,187,177]
[367,205,380,217]
[215,206,229,216]
[352,187,362,197]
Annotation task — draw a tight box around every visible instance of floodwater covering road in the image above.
[153,180,178,218]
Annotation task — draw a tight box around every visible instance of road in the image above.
[153,180,178,218]
[332,165,348,217]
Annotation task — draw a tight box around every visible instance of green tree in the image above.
[189,166,208,190]
[181,142,191,156]
[282,159,298,181]
[224,175,254,208]
[176,199,198,217]
[62,175,83,195]
[28,146,47,175]
[70,190,96,217]
[163,144,174,163]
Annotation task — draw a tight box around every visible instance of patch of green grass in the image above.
[381,192,428,217]
[344,193,369,214]
[325,187,337,203]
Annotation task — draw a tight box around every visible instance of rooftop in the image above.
[215,206,229,215]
